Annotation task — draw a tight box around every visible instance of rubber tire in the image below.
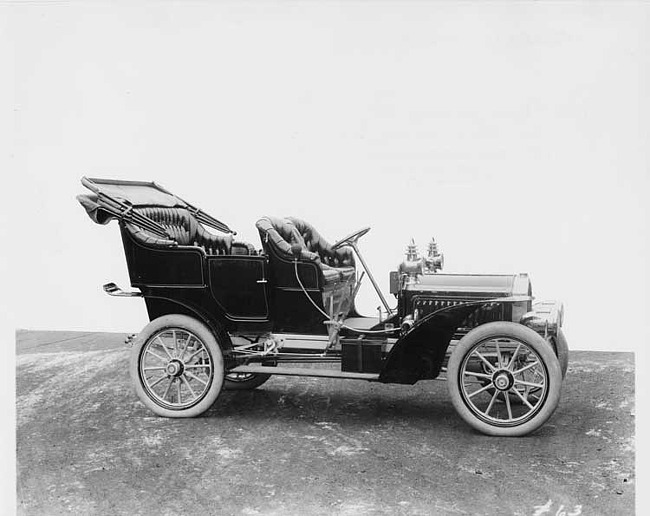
[553,328,569,379]
[223,373,272,391]
[130,314,225,418]
[447,321,562,437]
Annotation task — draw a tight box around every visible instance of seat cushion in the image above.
[321,264,356,287]
[320,266,342,286]
[338,266,356,282]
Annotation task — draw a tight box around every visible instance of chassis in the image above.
[78,177,568,436]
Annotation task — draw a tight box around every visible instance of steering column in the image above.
[332,227,394,316]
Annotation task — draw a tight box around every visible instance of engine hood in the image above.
[404,273,532,299]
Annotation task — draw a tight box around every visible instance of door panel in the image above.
[208,256,269,319]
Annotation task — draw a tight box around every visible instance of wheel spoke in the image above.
[156,336,173,359]
[514,379,545,389]
[145,349,167,363]
[172,330,178,357]
[474,351,496,372]
[513,361,539,375]
[504,389,513,419]
[185,370,208,385]
[144,366,167,371]
[483,390,499,416]
[178,335,193,362]
[507,344,522,370]
[181,374,197,399]
[147,374,168,388]
[162,378,174,400]
[512,385,535,409]
[464,370,493,380]
[467,382,494,398]
[176,379,182,404]
[495,340,503,367]
[186,347,206,363]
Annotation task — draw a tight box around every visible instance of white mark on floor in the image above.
[142,434,163,447]
[532,499,582,516]
[585,428,611,441]
[327,445,367,457]
[214,448,242,460]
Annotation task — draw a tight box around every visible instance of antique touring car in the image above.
[78,177,568,436]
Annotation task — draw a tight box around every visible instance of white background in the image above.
[5,2,648,352]
[3,2,649,512]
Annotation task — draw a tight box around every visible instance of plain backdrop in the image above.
[3,1,649,513]
[5,2,648,351]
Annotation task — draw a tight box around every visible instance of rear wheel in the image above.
[130,314,225,417]
[447,322,562,436]
[223,372,272,390]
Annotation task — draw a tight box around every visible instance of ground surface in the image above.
[16,330,634,516]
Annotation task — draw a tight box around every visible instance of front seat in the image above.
[255,216,355,287]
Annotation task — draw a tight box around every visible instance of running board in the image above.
[229,365,379,381]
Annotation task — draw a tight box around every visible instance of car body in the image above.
[78,177,568,436]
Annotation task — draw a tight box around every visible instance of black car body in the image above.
[78,177,568,436]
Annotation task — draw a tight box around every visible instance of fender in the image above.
[378,296,531,384]
[140,293,233,350]
[378,302,483,384]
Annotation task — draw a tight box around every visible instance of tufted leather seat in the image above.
[255,216,356,286]
[125,207,255,255]
[287,217,356,283]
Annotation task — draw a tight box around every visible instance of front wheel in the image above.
[130,314,225,417]
[447,322,562,437]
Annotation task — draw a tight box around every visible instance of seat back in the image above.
[287,217,355,268]
[256,215,358,327]
[255,216,320,262]
[126,207,234,255]
[256,216,355,266]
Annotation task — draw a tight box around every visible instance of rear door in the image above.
[207,256,269,320]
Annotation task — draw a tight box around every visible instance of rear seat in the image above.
[125,207,256,255]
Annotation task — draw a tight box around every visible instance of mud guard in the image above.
[378,301,490,384]
[140,294,233,351]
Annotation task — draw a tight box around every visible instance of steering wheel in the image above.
[331,227,371,250]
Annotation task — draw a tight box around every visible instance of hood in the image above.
[404,273,532,299]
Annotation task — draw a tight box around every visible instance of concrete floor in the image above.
[16,330,634,515]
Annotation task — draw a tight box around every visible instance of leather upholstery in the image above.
[125,207,255,255]
[288,217,355,269]
[255,216,319,262]
[256,216,356,285]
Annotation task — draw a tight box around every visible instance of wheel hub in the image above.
[165,359,184,377]
[492,370,514,391]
